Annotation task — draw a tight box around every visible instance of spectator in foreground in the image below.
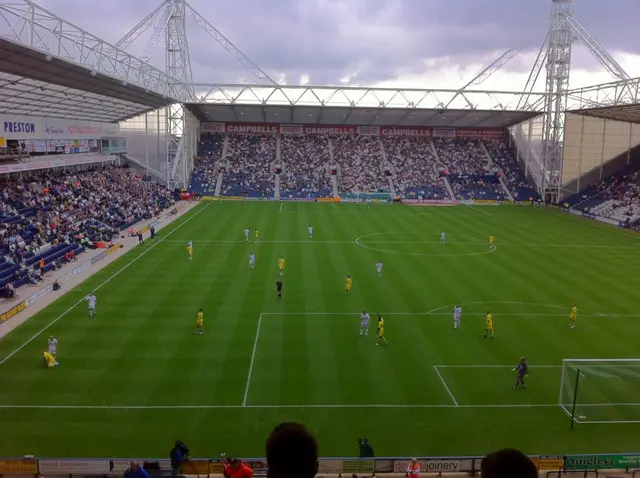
[124,461,149,478]
[266,422,319,478]
[225,459,253,478]
[481,448,537,478]
[170,440,190,476]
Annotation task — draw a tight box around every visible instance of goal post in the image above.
[559,359,640,425]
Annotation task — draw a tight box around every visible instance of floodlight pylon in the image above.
[515,0,631,202]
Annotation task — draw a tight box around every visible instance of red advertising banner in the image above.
[302,125,356,135]
[456,128,505,138]
[432,128,456,138]
[380,126,431,137]
[201,122,225,133]
[358,125,380,136]
[280,124,303,135]
[202,123,506,138]
[226,123,279,134]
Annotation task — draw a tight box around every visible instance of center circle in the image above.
[354,232,496,257]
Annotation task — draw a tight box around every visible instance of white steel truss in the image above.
[190,84,548,111]
[0,0,183,102]
[514,0,633,201]
[114,0,275,189]
[566,77,640,110]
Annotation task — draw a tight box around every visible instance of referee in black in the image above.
[276,280,283,299]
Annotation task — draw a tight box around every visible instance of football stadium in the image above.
[1,0,640,475]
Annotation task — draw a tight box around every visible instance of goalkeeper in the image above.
[512,357,528,390]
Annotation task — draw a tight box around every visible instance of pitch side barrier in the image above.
[563,207,637,230]
[3,454,640,477]
[196,197,538,206]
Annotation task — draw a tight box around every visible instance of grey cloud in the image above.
[34,0,639,87]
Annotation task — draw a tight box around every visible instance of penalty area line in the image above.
[0,203,212,368]
[433,366,459,406]
[242,313,263,406]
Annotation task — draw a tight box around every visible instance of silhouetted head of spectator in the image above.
[266,422,318,478]
[481,448,537,478]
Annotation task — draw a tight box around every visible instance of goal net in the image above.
[559,359,640,424]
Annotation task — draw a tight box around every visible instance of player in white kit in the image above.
[441,232,446,244]
[308,225,313,239]
[453,305,462,329]
[249,252,256,270]
[376,260,383,278]
[359,311,370,336]
[86,293,97,317]
[244,228,250,242]
[47,336,58,356]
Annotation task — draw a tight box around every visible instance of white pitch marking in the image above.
[434,364,561,368]
[256,311,640,318]
[0,203,211,367]
[0,402,637,410]
[242,313,263,406]
[466,206,492,217]
[279,203,283,213]
[433,366,459,406]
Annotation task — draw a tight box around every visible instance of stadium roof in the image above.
[0,39,174,123]
[186,84,546,128]
[568,104,640,124]
[187,103,538,129]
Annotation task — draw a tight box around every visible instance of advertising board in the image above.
[1,115,117,140]
[0,459,38,474]
[0,301,26,323]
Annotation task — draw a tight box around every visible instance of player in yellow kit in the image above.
[345,275,352,295]
[569,304,577,328]
[254,228,259,243]
[278,256,285,276]
[488,235,496,251]
[187,241,193,261]
[484,311,494,339]
[195,308,204,335]
[43,351,58,368]
[376,314,387,345]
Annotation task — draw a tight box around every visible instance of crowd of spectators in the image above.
[434,139,489,175]
[565,164,640,226]
[484,139,537,200]
[222,135,276,197]
[332,136,388,194]
[280,136,332,198]
[382,137,448,199]
[449,175,507,201]
[191,133,225,195]
[1,166,173,292]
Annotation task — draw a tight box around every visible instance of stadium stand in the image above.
[564,162,640,226]
[483,139,538,201]
[221,135,276,197]
[190,133,225,195]
[434,138,505,200]
[0,166,173,291]
[333,136,389,194]
[381,137,449,199]
[280,136,332,199]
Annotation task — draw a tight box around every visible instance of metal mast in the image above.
[514,0,632,201]
[115,0,275,189]
[540,0,575,202]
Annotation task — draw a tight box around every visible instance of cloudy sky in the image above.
[36,0,640,96]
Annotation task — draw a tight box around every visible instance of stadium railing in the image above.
[1,453,639,476]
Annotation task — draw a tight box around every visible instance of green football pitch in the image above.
[1,201,640,458]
